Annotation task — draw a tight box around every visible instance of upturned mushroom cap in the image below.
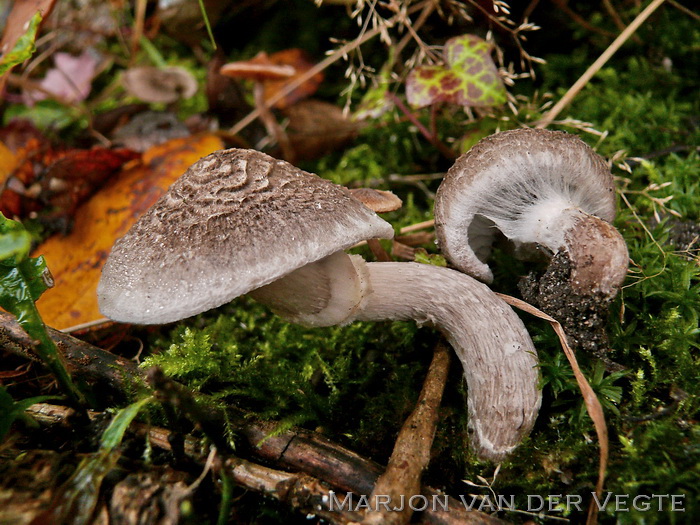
[435,128,625,293]
[122,66,198,104]
[98,148,394,324]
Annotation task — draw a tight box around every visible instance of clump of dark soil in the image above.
[518,252,614,355]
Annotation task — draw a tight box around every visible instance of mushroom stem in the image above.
[561,210,629,296]
[252,255,541,462]
[510,204,629,295]
[354,261,541,462]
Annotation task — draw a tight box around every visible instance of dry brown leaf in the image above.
[284,99,361,161]
[34,134,224,330]
[496,293,608,525]
[262,49,323,109]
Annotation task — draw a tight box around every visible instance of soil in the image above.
[518,252,614,356]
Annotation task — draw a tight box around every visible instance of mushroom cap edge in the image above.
[97,148,394,324]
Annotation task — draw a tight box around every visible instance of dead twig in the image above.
[551,0,618,38]
[537,0,667,129]
[0,311,140,401]
[362,342,451,525]
[27,402,504,525]
[7,316,502,524]
[386,91,458,159]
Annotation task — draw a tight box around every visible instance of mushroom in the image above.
[220,53,296,159]
[434,128,629,298]
[122,66,198,104]
[97,148,541,461]
[348,188,402,214]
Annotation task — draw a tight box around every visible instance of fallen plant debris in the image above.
[0,311,499,524]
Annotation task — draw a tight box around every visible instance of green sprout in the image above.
[0,213,87,408]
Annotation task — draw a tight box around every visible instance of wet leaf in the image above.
[0,226,31,262]
[405,34,506,109]
[0,213,86,406]
[99,396,153,451]
[33,134,224,330]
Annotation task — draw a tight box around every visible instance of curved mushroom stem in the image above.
[354,261,541,462]
[252,254,541,462]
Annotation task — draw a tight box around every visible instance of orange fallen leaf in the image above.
[0,141,17,181]
[34,133,224,330]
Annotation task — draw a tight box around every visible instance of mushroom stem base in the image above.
[352,261,541,462]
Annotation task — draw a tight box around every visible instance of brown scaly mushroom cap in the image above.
[98,148,541,462]
[98,148,393,325]
[122,66,198,104]
[435,128,629,296]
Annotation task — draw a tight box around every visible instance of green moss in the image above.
[144,297,433,458]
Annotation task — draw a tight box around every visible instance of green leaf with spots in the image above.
[406,34,506,109]
[0,12,42,76]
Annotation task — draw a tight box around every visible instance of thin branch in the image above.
[130,0,147,64]
[667,0,700,21]
[537,0,667,129]
[551,0,617,38]
[7,316,502,524]
[27,401,504,525]
[362,342,450,525]
[386,92,458,159]
[228,1,434,138]
[399,219,435,234]
[392,0,439,63]
[0,312,140,401]
[602,0,642,42]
